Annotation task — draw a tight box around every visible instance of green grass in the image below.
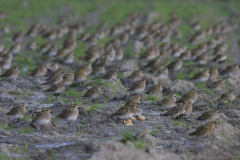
[124,44,135,58]
[120,131,148,150]
[0,154,11,160]
[223,101,234,107]
[18,127,34,134]
[162,57,174,67]
[47,95,56,103]
[88,79,118,93]
[176,72,187,80]
[85,103,104,111]
[22,115,32,120]
[194,82,206,89]
[0,124,14,131]
[48,150,58,160]
[24,140,28,149]
[143,95,161,101]
[183,60,194,66]
[172,120,187,128]
[232,155,240,160]
[62,88,86,97]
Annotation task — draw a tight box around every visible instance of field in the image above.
[0,0,240,159]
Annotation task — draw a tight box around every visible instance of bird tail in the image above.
[175,114,184,119]
[189,132,196,136]
[160,113,167,116]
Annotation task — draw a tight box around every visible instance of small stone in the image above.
[131,117,136,120]
[138,116,146,121]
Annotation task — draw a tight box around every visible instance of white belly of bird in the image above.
[9,114,23,120]
[195,77,208,82]
[36,119,50,125]
[218,55,227,61]
[198,60,206,65]
[157,74,167,79]
[173,52,181,58]
[132,88,144,94]
[64,81,72,86]
[119,113,134,119]
[65,116,78,122]
[2,63,11,70]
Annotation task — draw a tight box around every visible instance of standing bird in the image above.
[58,104,79,126]
[197,110,219,121]
[160,102,186,118]
[192,70,209,82]
[156,68,169,79]
[128,78,146,95]
[209,67,218,80]
[63,51,74,64]
[7,103,27,120]
[102,68,118,80]
[29,63,47,77]
[9,43,21,54]
[0,59,12,70]
[175,100,192,119]
[0,65,19,80]
[189,121,215,136]
[146,84,163,96]
[207,79,225,91]
[125,95,141,106]
[212,52,227,63]
[167,58,182,71]
[42,74,63,85]
[194,53,207,65]
[176,89,198,104]
[43,44,58,57]
[80,63,92,75]
[63,73,74,86]
[48,68,63,81]
[31,108,52,126]
[45,82,65,100]
[74,68,87,83]
[218,90,235,101]
[83,85,102,99]
[127,70,144,83]
[158,93,177,109]
[25,41,37,51]
[221,64,239,77]
[46,62,59,72]
[111,103,139,121]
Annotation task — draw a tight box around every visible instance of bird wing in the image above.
[58,109,71,118]
[159,97,170,106]
[176,94,188,103]
[111,106,128,116]
[1,69,13,77]
[6,107,18,115]
[128,82,139,91]
[29,68,39,76]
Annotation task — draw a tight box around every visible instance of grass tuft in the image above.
[18,127,34,134]
[143,95,161,101]
[194,82,206,89]
[172,120,187,127]
[85,103,104,111]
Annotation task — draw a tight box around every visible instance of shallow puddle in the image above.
[36,142,76,148]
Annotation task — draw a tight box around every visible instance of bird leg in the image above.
[53,93,60,101]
